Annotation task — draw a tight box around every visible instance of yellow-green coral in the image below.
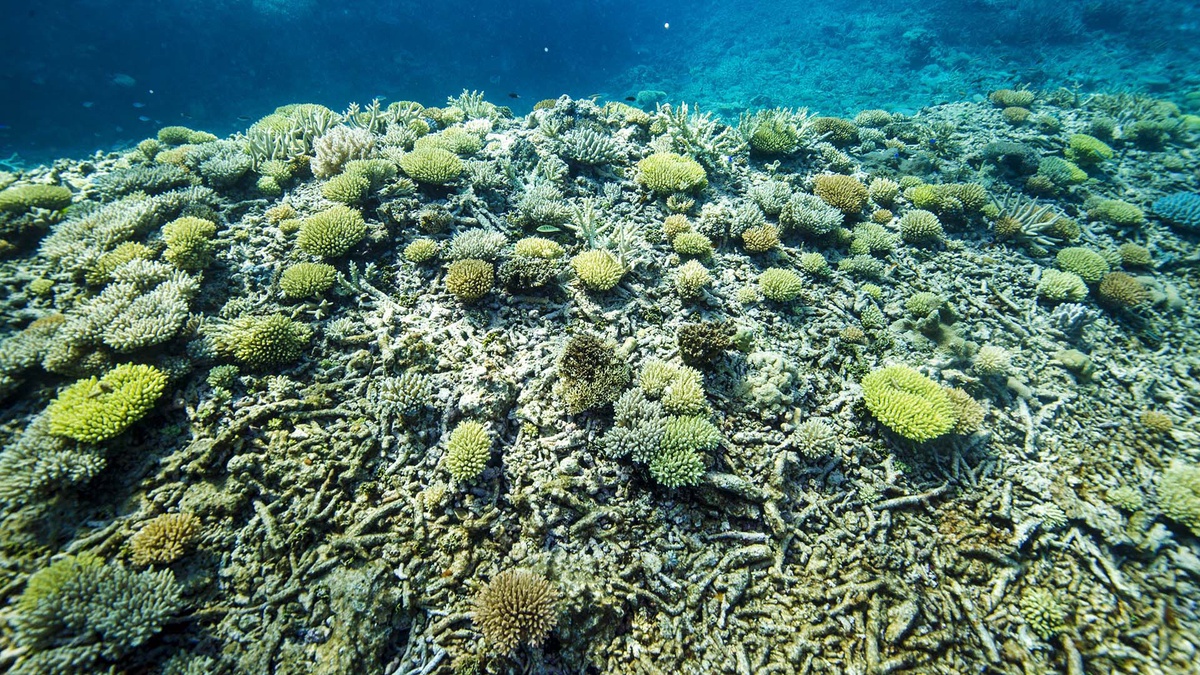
[571,249,625,291]
[279,262,337,299]
[0,184,72,213]
[861,365,955,442]
[445,420,491,482]
[672,231,713,257]
[636,152,708,195]
[1088,199,1144,227]
[221,314,311,369]
[445,258,494,302]
[297,205,367,258]
[813,174,868,215]
[398,146,464,185]
[513,236,565,259]
[1160,461,1200,535]
[404,238,439,263]
[47,364,168,443]
[321,171,370,204]
[1065,134,1114,164]
[1055,247,1109,283]
[161,216,217,271]
[759,268,804,302]
[129,513,202,566]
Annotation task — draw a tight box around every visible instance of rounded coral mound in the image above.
[297,205,367,258]
[1055,247,1109,283]
[861,365,955,442]
[445,258,494,302]
[813,174,868,215]
[399,146,464,185]
[221,314,311,369]
[759,267,804,302]
[47,364,168,443]
[636,152,708,195]
[473,569,559,654]
[129,513,202,566]
[279,262,336,299]
[571,249,625,291]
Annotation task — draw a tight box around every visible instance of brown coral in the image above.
[1097,272,1149,309]
[129,513,202,566]
[813,174,868,215]
[473,569,559,654]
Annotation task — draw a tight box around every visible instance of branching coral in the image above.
[47,364,168,443]
[473,569,559,654]
[445,420,492,482]
[861,365,955,442]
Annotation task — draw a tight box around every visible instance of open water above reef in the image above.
[1,0,1199,165]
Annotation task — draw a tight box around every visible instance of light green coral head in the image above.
[861,365,955,442]
[47,364,168,443]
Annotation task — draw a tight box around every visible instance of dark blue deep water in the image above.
[2,0,1197,166]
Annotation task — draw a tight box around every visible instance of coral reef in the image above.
[1,89,1199,675]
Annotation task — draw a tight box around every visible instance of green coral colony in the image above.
[0,88,1198,674]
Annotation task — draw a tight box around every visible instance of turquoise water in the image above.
[1,2,1199,674]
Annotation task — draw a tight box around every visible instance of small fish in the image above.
[624,96,636,102]
[237,115,252,121]
[0,124,10,130]
[536,225,562,234]
[507,92,520,99]
[82,101,94,108]
[138,116,152,122]
[111,73,136,87]
[132,102,146,108]
[179,112,192,119]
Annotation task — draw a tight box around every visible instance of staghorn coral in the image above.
[162,216,217,271]
[1088,198,1145,227]
[403,238,439,263]
[1037,269,1089,302]
[898,209,943,244]
[792,419,838,459]
[779,193,843,237]
[813,174,869,215]
[673,259,712,299]
[1020,588,1067,641]
[1159,461,1200,535]
[571,249,625,291]
[513,236,565,259]
[398,146,464,185]
[973,345,1012,376]
[556,333,630,414]
[446,229,508,261]
[989,89,1035,108]
[1055,247,1109,283]
[1065,133,1113,164]
[310,125,376,178]
[1097,271,1149,309]
[758,268,804,302]
[12,555,182,672]
[1152,192,1200,232]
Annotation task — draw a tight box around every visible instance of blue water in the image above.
[2,0,1197,166]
